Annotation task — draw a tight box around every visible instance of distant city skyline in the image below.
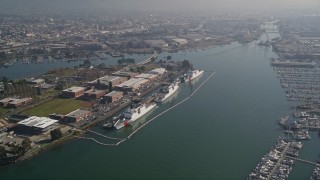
[0,0,319,14]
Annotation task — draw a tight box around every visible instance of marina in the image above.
[274,66,320,102]
[248,139,302,180]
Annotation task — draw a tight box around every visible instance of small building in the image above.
[104,91,123,103]
[16,116,58,135]
[27,78,45,85]
[62,86,86,98]
[84,89,106,99]
[149,68,167,75]
[1,97,33,108]
[0,98,15,107]
[134,73,159,81]
[64,109,91,123]
[49,113,65,121]
[172,38,188,45]
[87,75,127,89]
[7,98,33,108]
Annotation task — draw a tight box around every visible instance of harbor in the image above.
[248,139,302,180]
[273,66,320,102]
[1,41,318,179]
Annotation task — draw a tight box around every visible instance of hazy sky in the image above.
[0,0,319,13]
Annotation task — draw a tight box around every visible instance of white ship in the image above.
[114,102,157,129]
[155,82,179,103]
[184,69,204,83]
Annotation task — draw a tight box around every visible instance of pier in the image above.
[285,156,320,166]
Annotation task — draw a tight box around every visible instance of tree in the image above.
[167,55,172,62]
[182,60,192,69]
[21,138,32,152]
[1,77,9,84]
[0,146,6,159]
[83,60,91,68]
[55,83,64,91]
[50,128,63,141]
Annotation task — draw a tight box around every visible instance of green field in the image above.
[23,98,91,117]
[0,107,9,116]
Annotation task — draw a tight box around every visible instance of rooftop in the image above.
[18,116,58,129]
[63,86,86,93]
[65,109,90,118]
[134,73,158,79]
[106,91,123,96]
[88,75,121,85]
[116,78,149,88]
[149,68,167,75]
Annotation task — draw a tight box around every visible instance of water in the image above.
[0,53,150,80]
[1,41,319,179]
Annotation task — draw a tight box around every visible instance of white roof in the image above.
[18,116,58,129]
[116,78,149,88]
[63,86,86,93]
[134,73,158,79]
[149,68,166,75]
[172,38,188,43]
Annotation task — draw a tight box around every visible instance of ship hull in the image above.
[114,103,157,129]
[185,70,204,83]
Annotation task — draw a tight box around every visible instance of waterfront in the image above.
[1,40,320,179]
[0,53,150,80]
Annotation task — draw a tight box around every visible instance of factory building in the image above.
[63,109,91,123]
[87,75,127,89]
[16,116,58,135]
[62,86,86,98]
[104,91,123,103]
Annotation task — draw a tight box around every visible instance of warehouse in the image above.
[114,78,149,92]
[134,73,159,81]
[62,86,86,98]
[16,116,58,135]
[84,89,106,99]
[104,91,123,103]
[0,97,33,108]
[64,109,91,123]
[87,75,127,89]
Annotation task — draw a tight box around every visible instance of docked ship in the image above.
[155,82,179,103]
[184,69,204,83]
[113,102,157,129]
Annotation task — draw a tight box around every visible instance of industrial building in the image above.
[62,86,86,98]
[104,91,123,103]
[112,71,139,79]
[134,73,159,81]
[64,109,91,123]
[148,68,167,75]
[0,97,33,108]
[87,75,127,89]
[84,89,106,99]
[172,38,188,45]
[27,78,45,85]
[16,116,58,135]
[114,78,149,92]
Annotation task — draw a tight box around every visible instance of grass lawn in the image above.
[0,107,9,116]
[22,98,92,117]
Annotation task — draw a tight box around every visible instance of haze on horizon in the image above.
[0,0,319,14]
